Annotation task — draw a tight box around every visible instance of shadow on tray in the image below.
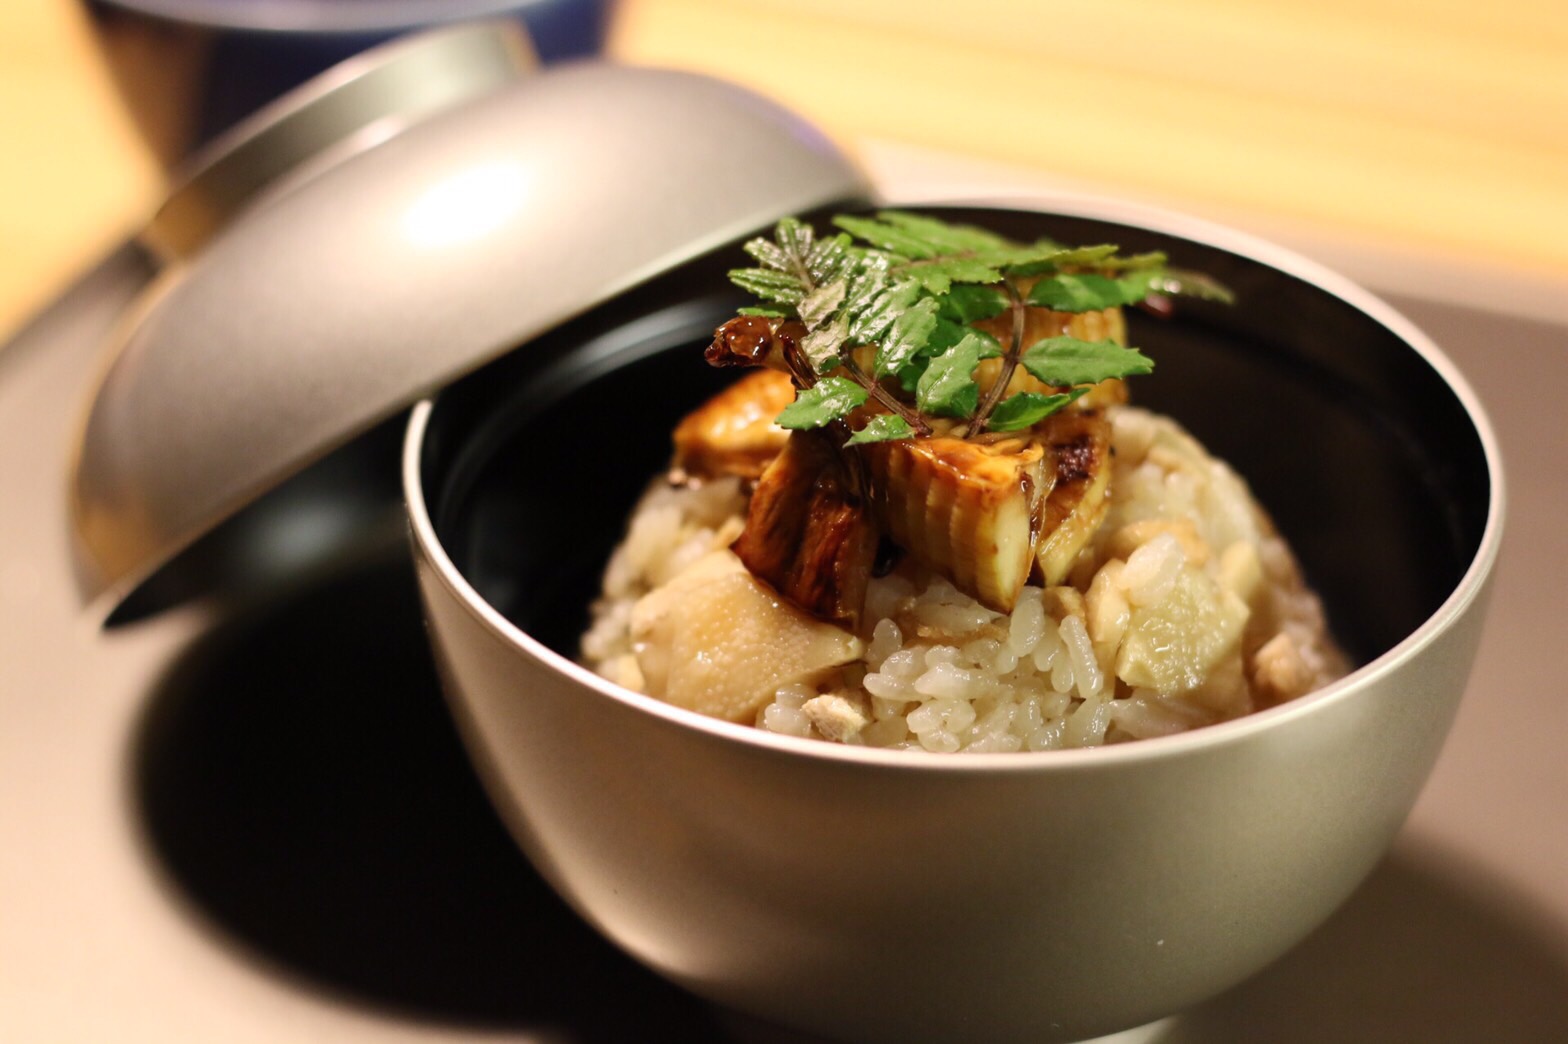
[129,549,1568,1043]
[129,546,727,1040]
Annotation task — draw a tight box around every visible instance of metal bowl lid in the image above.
[142,19,540,262]
[72,31,870,608]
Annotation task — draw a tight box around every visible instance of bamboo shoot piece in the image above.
[672,369,795,482]
[1036,409,1114,585]
[860,433,1051,613]
[630,550,863,722]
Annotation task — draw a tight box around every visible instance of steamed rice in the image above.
[581,406,1345,751]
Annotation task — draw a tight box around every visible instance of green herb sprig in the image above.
[727,211,1230,443]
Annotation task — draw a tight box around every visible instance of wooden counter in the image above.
[0,0,162,341]
[4,0,1565,339]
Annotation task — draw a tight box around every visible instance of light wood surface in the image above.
[3,0,1566,340]
[612,0,1568,303]
[0,0,162,340]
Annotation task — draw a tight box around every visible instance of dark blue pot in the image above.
[84,0,607,166]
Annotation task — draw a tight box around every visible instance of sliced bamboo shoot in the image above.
[630,550,863,722]
[861,434,1050,612]
[1036,409,1114,585]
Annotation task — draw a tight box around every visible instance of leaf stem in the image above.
[839,356,931,436]
[970,279,1027,434]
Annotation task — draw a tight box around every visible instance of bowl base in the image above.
[1087,1016,1181,1043]
[714,1007,1180,1043]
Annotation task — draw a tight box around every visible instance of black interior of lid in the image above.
[107,412,410,626]
[426,207,1492,668]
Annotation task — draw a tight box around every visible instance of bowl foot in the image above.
[713,1007,1180,1043]
[1081,1015,1181,1043]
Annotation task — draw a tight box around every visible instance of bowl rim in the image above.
[402,191,1506,773]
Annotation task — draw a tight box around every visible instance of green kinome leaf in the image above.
[775,216,815,264]
[987,389,1087,432]
[798,279,847,331]
[743,236,792,272]
[1147,267,1236,304]
[846,414,915,445]
[896,257,1004,295]
[1114,270,1162,304]
[723,211,1220,448]
[1021,337,1154,387]
[833,214,940,259]
[728,266,805,306]
[1114,263,1234,306]
[840,255,890,326]
[849,279,922,345]
[874,210,1015,254]
[1098,250,1168,272]
[806,233,856,285]
[938,284,1009,324]
[775,375,866,429]
[1026,273,1127,312]
[875,296,939,378]
[916,332,986,419]
[800,315,849,374]
[836,209,1019,260]
[893,319,997,392]
[1001,242,1115,277]
[928,317,1000,358]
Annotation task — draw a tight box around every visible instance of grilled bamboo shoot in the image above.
[732,429,878,628]
[860,434,1050,613]
[1036,409,1114,585]
[672,369,794,482]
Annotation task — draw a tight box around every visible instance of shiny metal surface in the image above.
[144,21,538,261]
[1,207,1564,1043]
[403,198,1506,1042]
[73,62,869,607]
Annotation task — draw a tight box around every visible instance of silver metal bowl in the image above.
[403,199,1503,1043]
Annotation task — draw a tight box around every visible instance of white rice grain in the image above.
[867,618,904,666]
[1065,692,1112,746]
[1007,588,1047,655]
[915,662,985,700]
[1049,652,1075,695]
[583,406,1346,753]
[1060,614,1103,699]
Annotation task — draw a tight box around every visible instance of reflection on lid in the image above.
[403,162,531,250]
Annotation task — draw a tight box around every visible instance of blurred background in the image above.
[3,0,1566,342]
